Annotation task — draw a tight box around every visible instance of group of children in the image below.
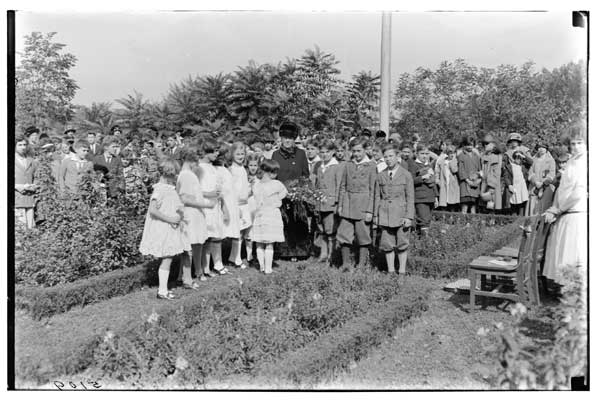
[138,139,287,299]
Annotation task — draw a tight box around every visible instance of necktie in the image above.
[107,156,112,164]
[389,170,393,180]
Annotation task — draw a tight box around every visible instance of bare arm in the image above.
[148,199,180,224]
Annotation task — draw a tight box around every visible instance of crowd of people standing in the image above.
[14,121,586,298]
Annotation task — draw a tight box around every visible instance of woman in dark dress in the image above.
[270,122,311,261]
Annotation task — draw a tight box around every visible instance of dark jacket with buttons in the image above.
[374,166,415,227]
[337,159,377,220]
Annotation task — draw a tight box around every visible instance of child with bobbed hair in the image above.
[139,158,189,299]
[249,158,288,274]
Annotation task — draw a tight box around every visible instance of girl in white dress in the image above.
[508,151,529,216]
[543,127,587,286]
[250,159,287,274]
[176,147,217,288]
[227,142,252,268]
[197,139,228,276]
[139,159,189,300]
[244,152,261,265]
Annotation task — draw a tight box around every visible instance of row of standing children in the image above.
[138,139,287,299]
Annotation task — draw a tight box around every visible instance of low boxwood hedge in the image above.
[253,277,433,387]
[408,218,523,278]
[15,266,427,387]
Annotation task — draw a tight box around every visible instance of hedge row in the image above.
[253,278,432,387]
[16,266,413,386]
[408,217,523,278]
[15,259,163,320]
[432,210,519,226]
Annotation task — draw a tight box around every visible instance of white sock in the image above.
[212,241,224,271]
[264,244,274,274]
[158,265,170,295]
[256,244,265,271]
[181,253,193,284]
[202,244,211,274]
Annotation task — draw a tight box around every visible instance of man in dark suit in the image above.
[86,131,104,160]
[92,135,124,198]
[165,133,182,163]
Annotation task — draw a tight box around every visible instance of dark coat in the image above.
[457,151,482,198]
[412,159,438,204]
[93,153,124,197]
[374,166,415,227]
[271,146,310,183]
[337,159,378,220]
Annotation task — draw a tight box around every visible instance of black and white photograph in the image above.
[4,0,593,392]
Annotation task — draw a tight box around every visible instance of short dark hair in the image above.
[180,147,199,163]
[15,133,28,145]
[381,143,399,154]
[400,141,414,151]
[73,140,90,150]
[260,158,280,175]
[416,143,429,153]
[201,138,219,155]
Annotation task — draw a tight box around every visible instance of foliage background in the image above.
[16,32,585,147]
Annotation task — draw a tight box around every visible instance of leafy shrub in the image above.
[82,268,425,388]
[407,219,521,278]
[15,156,149,287]
[15,259,162,320]
[484,266,587,389]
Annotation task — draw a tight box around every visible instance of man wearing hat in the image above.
[271,122,311,261]
[527,141,556,214]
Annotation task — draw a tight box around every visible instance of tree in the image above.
[16,31,79,133]
[115,90,154,138]
[72,102,117,135]
[344,70,381,130]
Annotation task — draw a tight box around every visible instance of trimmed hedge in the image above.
[408,218,523,278]
[253,277,433,386]
[15,259,162,320]
[16,265,418,386]
[432,210,519,226]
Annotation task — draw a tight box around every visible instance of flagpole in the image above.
[379,12,392,140]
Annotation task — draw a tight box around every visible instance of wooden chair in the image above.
[468,215,545,311]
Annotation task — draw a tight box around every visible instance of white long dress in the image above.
[543,152,587,285]
[217,166,240,239]
[230,163,252,231]
[198,162,223,239]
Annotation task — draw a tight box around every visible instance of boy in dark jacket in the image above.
[337,137,377,269]
[374,143,415,273]
[413,143,438,235]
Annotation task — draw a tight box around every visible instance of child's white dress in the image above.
[177,168,212,245]
[139,182,191,258]
[198,162,223,239]
[230,164,252,231]
[249,179,287,243]
[509,162,529,205]
[217,165,240,238]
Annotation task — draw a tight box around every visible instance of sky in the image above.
[14,11,587,106]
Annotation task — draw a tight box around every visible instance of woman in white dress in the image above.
[543,126,587,286]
